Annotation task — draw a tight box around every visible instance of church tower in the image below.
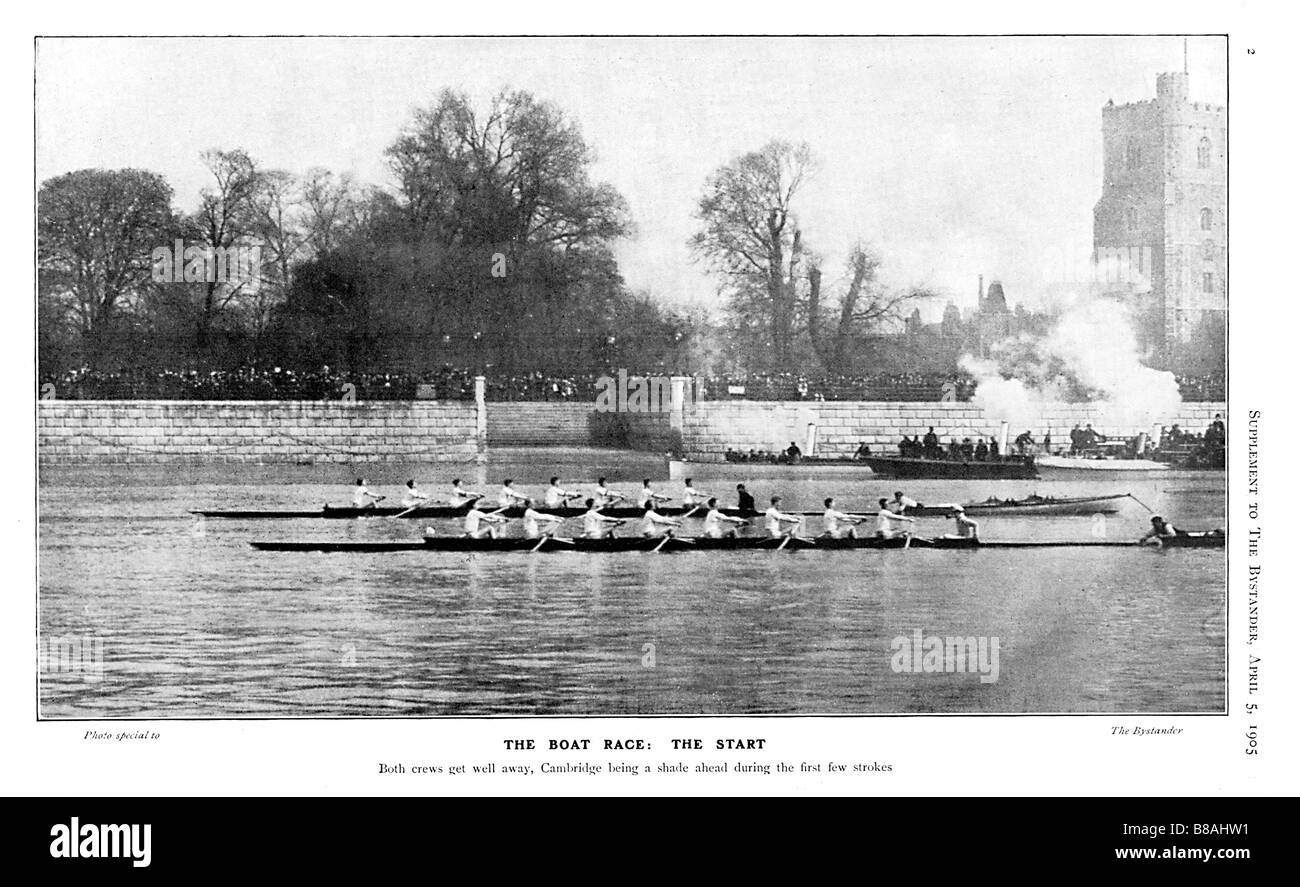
[1092,68,1225,367]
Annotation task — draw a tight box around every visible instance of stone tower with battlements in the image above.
[1093,70,1225,368]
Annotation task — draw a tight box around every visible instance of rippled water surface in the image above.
[38,452,1226,717]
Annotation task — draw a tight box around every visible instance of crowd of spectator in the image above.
[39,365,1226,404]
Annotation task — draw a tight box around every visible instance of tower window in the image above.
[1197,137,1212,169]
[1202,241,1216,261]
[1199,208,1213,231]
[1126,140,1141,167]
[1202,272,1215,294]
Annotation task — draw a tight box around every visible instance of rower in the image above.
[581,498,624,539]
[498,479,528,509]
[637,479,671,509]
[463,505,508,539]
[544,477,582,508]
[401,479,430,509]
[703,497,748,539]
[764,496,802,539]
[736,484,757,515]
[944,506,979,540]
[820,497,864,539]
[521,498,565,540]
[1139,515,1178,545]
[682,478,711,507]
[352,478,383,509]
[640,505,683,538]
[889,490,919,514]
[874,498,915,539]
[448,478,482,506]
[594,477,625,508]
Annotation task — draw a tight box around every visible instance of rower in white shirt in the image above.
[594,477,625,508]
[637,479,672,509]
[820,497,865,539]
[448,479,483,506]
[682,478,711,508]
[401,479,430,508]
[702,497,749,539]
[497,479,528,509]
[875,498,916,539]
[352,478,384,509]
[943,506,979,540]
[640,505,683,538]
[543,477,582,508]
[889,490,920,514]
[521,499,565,540]
[764,496,803,539]
[581,498,624,539]
[462,505,509,539]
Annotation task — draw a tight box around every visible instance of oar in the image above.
[652,534,674,553]
[393,498,436,519]
[1127,493,1156,514]
[681,505,702,520]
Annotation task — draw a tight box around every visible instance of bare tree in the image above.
[690,140,812,365]
[192,148,264,349]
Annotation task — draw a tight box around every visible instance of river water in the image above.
[38,449,1226,717]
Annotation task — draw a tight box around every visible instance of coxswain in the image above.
[874,498,915,539]
[764,496,802,539]
[401,479,430,508]
[944,506,979,540]
[736,483,757,515]
[640,505,682,538]
[581,499,624,539]
[352,478,383,509]
[1139,515,1179,545]
[703,497,748,539]
[889,490,920,514]
[462,505,508,539]
[448,478,482,506]
[497,479,528,509]
[594,477,625,508]
[521,499,565,540]
[637,479,671,508]
[543,477,582,508]
[820,497,863,539]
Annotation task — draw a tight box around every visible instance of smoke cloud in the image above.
[960,298,1181,431]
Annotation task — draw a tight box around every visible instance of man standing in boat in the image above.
[874,498,916,539]
[703,497,749,539]
[764,496,803,539]
[581,499,624,539]
[820,497,864,539]
[736,483,757,516]
[544,477,582,508]
[352,478,384,509]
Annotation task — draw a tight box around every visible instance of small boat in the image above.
[1036,455,1169,476]
[248,531,1224,553]
[859,455,1038,480]
[902,493,1131,517]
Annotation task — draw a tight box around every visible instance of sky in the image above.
[35,36,1226,320]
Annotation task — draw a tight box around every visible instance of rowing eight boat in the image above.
[248,531,1224,553]
[197,493,1132,521]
